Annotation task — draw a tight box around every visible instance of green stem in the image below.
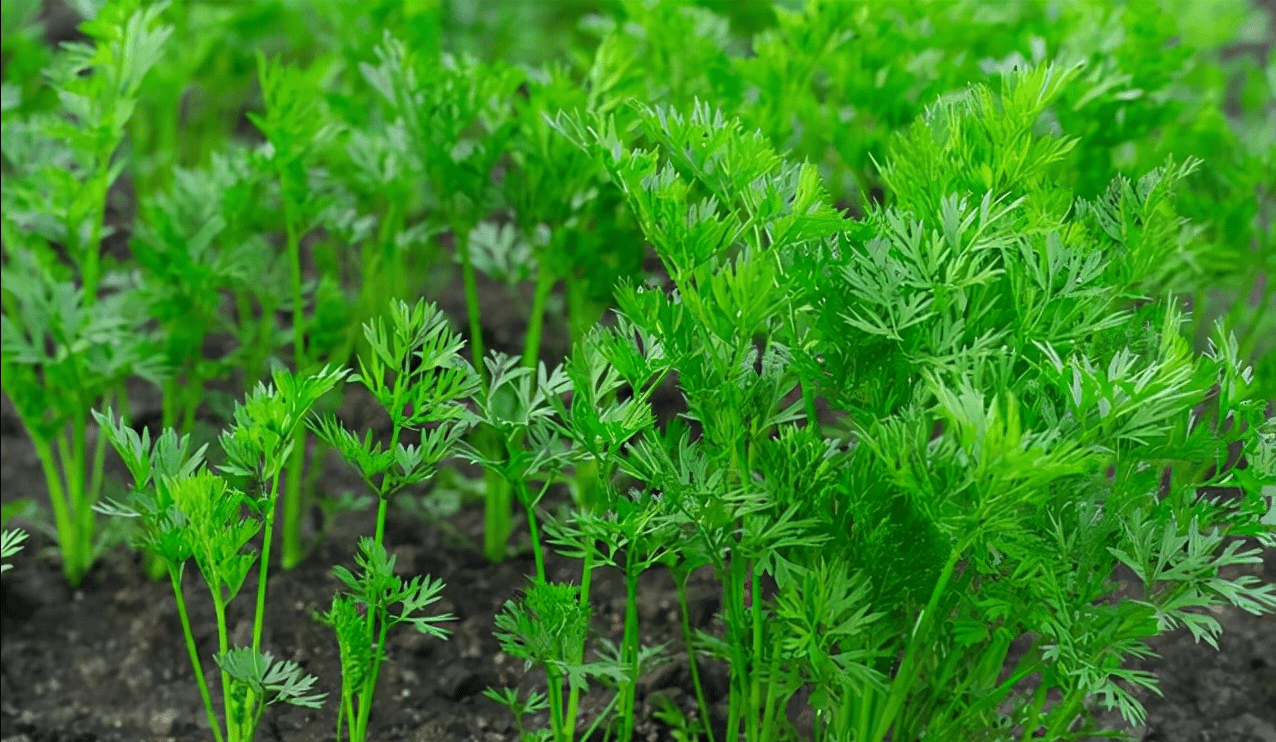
[1017,679,1051,742]
[374,496,389,550]
[61,407,90,585]
[455,230,487,389]
[239,469,283,742]
[675,569,716,742]
[182,376,205,435]
[281,441,307,569]
[88,398,108,503]
[209,583,234,742]
[870,544,963,742]
[523,263,556,368]
[564,548,596,742]
[802,381,821,438]
[547,674,566,742]
[80,173,109,308]
[252,469,284,652]
[171,565,225,742]
[522,482,546,583]
[163,377,179,429]
[759,646,782,742]
[355,604,394,740]
[725,551,748,742]
[281,198,308,570]
[1040,691,1086,740]
[620,564,641,742]
[483,461,512,564]
[250,299,277,391]
[31,436,76,585]
[341,690,355,742]
[748,560,762,742]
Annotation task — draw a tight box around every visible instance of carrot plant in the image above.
[310,299,477,740]
[94,365,343,742]
[0,0,171,586]
[0,254,161,585]
[356,35,525,564]
[1,2,1273,741]
[532,60,1275,741]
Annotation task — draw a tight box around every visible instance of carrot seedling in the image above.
[96,366,344,742]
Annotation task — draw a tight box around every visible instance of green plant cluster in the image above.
[2,1,1273,741]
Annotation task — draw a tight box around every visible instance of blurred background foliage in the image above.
[2,0,1272,455]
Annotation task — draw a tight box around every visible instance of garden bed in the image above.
[2,385,1274,742]
[3,2,1275,741]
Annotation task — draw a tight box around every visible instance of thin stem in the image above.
[209,582,234,742]
[252,469,284,652]
[170,565,225,742]
[182,377,205,435]
[675,569,716,742]
[281,196,308,570]
[65,407,90,585]
[1017,679,1051,742]
[619,564,641,742]
[1040,691,1086,740]
[163,377,179,429]
[802,382,821,438]
[523,485,546,584]
[31,436,75,584]
[373,496,390,550]
[88,397,109,505]
[870,544,964,742]
[748,560,762,742]
[340,691,355,742]
[455,230,488,389]
[564,548,596,742]
[725,550,748,742]
[80,173,109,308]
[759,646,782,742]
[547,674,566,742]
[523,263,556,369]
[356,604,394,739]
[281,441,307,569]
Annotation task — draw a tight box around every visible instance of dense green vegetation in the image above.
[2,1,1273,740]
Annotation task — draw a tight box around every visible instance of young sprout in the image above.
[96,366,343,742]
[312,299,476,740]
[318,538,453,742]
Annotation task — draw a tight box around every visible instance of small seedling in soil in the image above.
[312,299,477,740]
[95,365,344,742]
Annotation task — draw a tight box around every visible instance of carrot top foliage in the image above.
[1,1,1273,741]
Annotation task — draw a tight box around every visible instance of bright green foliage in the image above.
[0,529,28,573]
[1,0,172,586]
[312,300,476,740]
[317,538,453,742]
[1,254,161,585]
[491,580,623,742]
[94,366,342,742]
[545,57,1273,740]
[1,1,1272,741]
